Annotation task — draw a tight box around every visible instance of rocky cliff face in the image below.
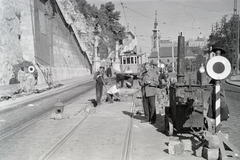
[57,0,95,60]
[0,0,95,85]
[0,0,111,85]
[0,0,23,85]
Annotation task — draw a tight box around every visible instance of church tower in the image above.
[150,10,160,65]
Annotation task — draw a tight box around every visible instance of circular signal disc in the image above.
[206,56,231,80]
[28,66,35,73]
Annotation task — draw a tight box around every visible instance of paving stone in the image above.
[181,139,192,151]
[202,147,219,160]
[194,146,203,157]
[168,140,184,155]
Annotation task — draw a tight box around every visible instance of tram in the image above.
[119,50,143,78]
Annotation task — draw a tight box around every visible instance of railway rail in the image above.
[0,80,95,141]
[38,89,137,160]
[39,105,97,160]
[122,94,135,160]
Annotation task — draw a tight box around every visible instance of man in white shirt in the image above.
[107,83,120,103]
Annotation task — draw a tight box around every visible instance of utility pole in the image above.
[233,0,239,74]
[45,11,54,87]
[237,14,239,75]
[171,37,175,72]
[157,28,160,67]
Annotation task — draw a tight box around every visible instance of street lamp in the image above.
[92,26,101,73]
[199,63,205,73]
[44,11,55,87]
[198,63,205,86]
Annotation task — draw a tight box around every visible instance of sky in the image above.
[86,0,239,55]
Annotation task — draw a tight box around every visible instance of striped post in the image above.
[214,81,221,133]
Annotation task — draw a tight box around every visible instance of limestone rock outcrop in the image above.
[0,0,23,85]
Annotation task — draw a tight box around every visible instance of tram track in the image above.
[38,90,137,160]
[39,105,97,160]
[0,79,94,114]
[0,80,140,159]
[0,81,95,141]
[122,95,135,160]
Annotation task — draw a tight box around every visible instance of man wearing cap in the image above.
[211,44,226,55]
[139,62,158,124]
[93,66,105,106]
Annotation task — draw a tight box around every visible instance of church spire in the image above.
[211,23,214,33]
[154,10,158,29]
[152,10,159,52]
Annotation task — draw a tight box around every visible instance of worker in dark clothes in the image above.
[126,75,134,88]
[93,66,105,106]
[158,68,167,89]
[114,72,124,88]
[106,65,112,84]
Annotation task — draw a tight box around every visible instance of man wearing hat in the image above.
[209,44,226,60]
[212,44,226,55]
[93,66,105,106]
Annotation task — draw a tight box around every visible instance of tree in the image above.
[71,0,126,59]
[96,2,125,58]
[207,15,240,65]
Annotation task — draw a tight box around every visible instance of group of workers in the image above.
[93,45,229,127]
[93,61,169,126]
[93,65,135,106]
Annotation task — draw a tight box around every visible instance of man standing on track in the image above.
[106,65,112,84]
[139,62,158,124]
[93,66,105,106]
[114,72,124,88]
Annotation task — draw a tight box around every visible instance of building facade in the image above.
[188,32,207,48]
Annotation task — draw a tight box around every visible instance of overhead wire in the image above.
[120,1,128,27]
[119,1,233,31]
[120,3,199,30]
[182,6,196,29]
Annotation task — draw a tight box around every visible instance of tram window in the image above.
[127,57,130,64]
[123,57,126,64]
[131,57,134,64]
